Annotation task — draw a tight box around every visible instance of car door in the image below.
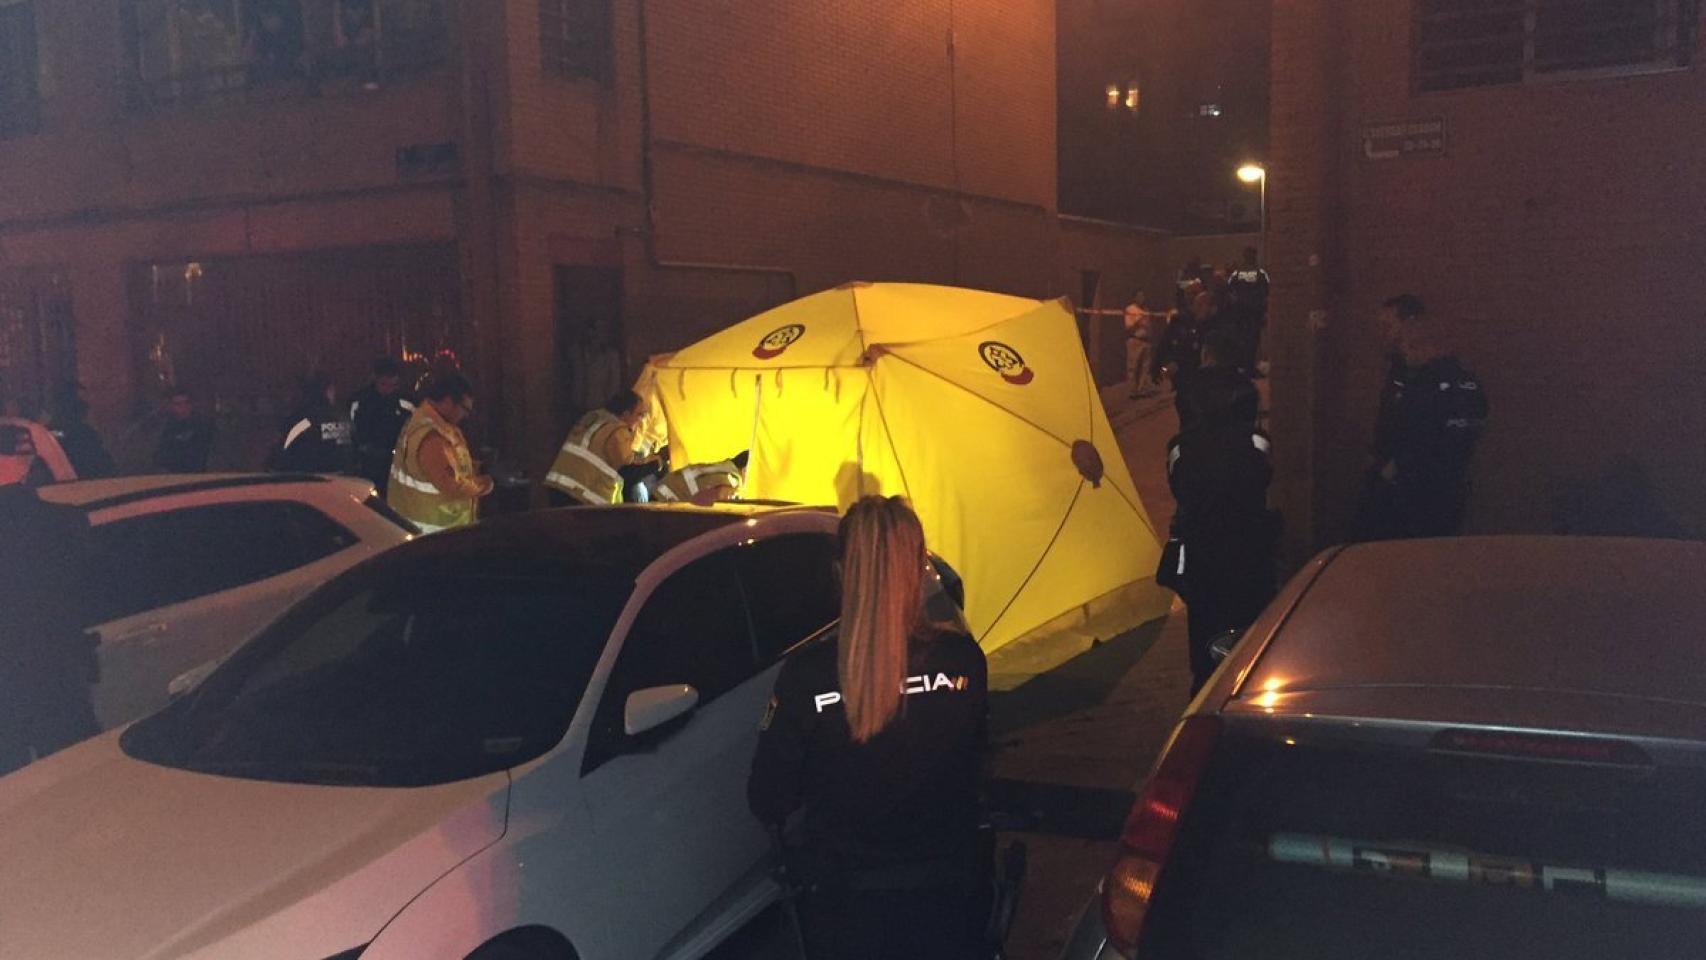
[575,547,763,958]
[82,499,366,728]
[574,533,842,958]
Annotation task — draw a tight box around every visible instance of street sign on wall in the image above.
[1363,119,1446,161]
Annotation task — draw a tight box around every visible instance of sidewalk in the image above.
[985,385,1192,960]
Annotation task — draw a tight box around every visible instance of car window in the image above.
[584,549,758,772]
[86,500,358,625]
[732,533,840,663]
[120,563,632,787]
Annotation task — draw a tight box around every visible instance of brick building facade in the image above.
[1268,0,1706,558]
[0,0,1173,484]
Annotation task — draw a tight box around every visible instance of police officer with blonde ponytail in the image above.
[749,496,989,959]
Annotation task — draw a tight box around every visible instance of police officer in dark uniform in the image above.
[750,496,989,960]
[1154,289,1215,425]
[348,358,416,494]
[0,477,101,775]
[272,371,354,474]
[47,384,116,480]
[1353,294,1489,541]
[1167,329,1277,694]
[1225,246,1270,376]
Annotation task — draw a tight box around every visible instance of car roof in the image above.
[37,473,347,511]
[379,503,829,581]
[1249,536,1706,708]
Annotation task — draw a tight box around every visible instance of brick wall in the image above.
[1271,0,1706,550]
[643,0,1059,298]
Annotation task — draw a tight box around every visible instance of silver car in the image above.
[1062,536,1706,960]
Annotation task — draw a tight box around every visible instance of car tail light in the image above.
[1102,716,1222,956]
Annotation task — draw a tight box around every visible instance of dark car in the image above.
[1063,536,1706,960]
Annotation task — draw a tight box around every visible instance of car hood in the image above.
[0,731,509,960]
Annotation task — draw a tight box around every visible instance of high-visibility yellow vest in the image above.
[544,410,628,504]
[387,405,478,533]
[654,461,743,504]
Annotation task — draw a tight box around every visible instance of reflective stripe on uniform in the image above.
[399,399,416,411]
[390,466,442,494]
[558,439,625,486]
[545,470,607,503]
[283,418,313,450]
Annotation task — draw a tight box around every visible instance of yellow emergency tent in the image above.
[639,282,1171,653]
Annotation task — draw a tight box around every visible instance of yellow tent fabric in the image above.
[641,282,1172,653]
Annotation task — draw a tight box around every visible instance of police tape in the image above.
[1268,833,1706,909]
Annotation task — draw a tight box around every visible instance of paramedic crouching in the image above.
[748,496,989,960]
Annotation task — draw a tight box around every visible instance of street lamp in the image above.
[1236,163,1267,262]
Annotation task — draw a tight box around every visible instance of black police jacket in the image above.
[1167,416,1276,565]
[1373,354,1489,491]
[749,626,987,875]
[273,404,353,474]
[348,385,414,458]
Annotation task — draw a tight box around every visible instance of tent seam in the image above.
[878,351,1072,450]
[867,369,914,502]
[978,478,1087,645]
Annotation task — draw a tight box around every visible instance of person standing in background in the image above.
[154,388,216,474]
[271,372,353,474]
[350,358,415,495]
[45,383,115,480]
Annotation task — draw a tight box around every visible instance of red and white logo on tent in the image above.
[753,324,806,360]
[979,341,1034,386]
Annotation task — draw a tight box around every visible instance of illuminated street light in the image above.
[1237,163,1266,183]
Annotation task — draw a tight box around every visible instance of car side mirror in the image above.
[625,684,700,737]
[1208,629,1243,665]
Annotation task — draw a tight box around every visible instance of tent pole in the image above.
[746,374,763,482]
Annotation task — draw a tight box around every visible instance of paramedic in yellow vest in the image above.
[544,389,649,507]
[386,372,493,533]
[654,450,749,506]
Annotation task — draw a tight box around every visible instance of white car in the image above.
[0,504,957,960]
[38,473,415,731]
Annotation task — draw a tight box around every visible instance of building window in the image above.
[0,0,42,137]
[540,0,613,84]
[122,0,448,110]
[0,268,75,420]
[1416,0,1697,92]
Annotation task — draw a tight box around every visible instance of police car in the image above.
[0,504,960,960]
[1060,536,1706,960]
[36,473,414,733]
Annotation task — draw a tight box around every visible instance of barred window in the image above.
[539,0,612,84]
[1416,0,1696,92]
[0,0,42,137]
[122,0,448,110]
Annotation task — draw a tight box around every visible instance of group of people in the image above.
[1124,247,1271,412]
[1161,288,1488,692]
[541,389,748,510]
